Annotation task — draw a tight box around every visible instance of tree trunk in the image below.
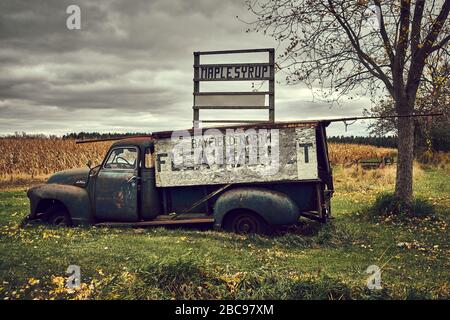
[395,99,415,211]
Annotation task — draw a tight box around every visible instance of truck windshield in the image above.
[104,147,137,170]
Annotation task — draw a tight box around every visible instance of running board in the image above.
[95,217,215,228]
[299,211,324,222]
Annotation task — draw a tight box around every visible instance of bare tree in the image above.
[245,0,450,211]
[365,51,449,151]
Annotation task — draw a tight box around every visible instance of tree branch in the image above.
[393,0,411,79]
[406,0,450,95]
[373,0,395,65]
[326,0,394,94]
[410,0,426,59]
[430,34,450,53]
[422,0,450,54]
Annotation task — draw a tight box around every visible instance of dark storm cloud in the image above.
[0,0,369,135]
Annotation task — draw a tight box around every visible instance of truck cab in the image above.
[27,121,334,234]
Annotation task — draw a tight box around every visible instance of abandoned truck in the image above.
[26,120,334,234]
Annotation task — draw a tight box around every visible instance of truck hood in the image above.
[47,168,90,186]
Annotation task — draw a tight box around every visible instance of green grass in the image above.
[0,168,448,300]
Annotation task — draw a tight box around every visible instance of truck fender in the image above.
[213,187,300,229]
[27,184,93,226]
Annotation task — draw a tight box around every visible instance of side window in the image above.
[144,148,154,168]
[104,147,138,170]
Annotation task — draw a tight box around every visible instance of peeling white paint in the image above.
[154,126,318,187]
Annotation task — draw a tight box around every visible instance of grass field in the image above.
[0,163,448,300]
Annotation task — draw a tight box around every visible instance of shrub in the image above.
[431,125,450,152]
[367,193,435,219]
[410,198,437,218]
[417,151,450,170]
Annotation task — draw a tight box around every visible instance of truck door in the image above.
[140,147,162,220]
[95,146,139,222]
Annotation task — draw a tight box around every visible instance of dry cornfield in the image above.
[0,138,112,180]
[328,143,397,165]
[0,138,397,180]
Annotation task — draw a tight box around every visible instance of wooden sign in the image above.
[193,48,275,124]
[194,94,266,108]
[197,64,271,81]
[154,126,317,187]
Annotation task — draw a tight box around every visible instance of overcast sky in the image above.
[0,0,376,136]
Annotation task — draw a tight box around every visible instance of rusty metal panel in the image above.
[95,169,139,221]
[154,126,318,187]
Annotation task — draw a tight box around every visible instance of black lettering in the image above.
[171,158,181,171]
[227,66,232,78]
[214,67,220,78]
[207,67,214,79]
[234,66,240,78]
[200,67,207,80]
[299,143,313,163]
[255,66,261,78]
[248,66,254,78]
[156,153,167,172]
[241,66,247,78]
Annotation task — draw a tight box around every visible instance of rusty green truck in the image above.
[26,120,334,234]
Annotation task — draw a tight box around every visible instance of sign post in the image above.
[193,48,275,126]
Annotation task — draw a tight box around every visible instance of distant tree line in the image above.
[62,132,150,140]
[0,132,151,140]
[0,132,59,139]
[329,132,449,152]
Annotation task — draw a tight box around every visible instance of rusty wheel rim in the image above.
[233,216,258,234]
[52,215,67,226]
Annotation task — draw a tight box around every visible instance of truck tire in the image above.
[224,211,270,235]
[45,204,71,226]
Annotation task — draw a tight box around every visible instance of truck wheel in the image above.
[45,205,71,226]
[225,211,269,235]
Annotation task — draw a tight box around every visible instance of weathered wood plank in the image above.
[154,126,318,187]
